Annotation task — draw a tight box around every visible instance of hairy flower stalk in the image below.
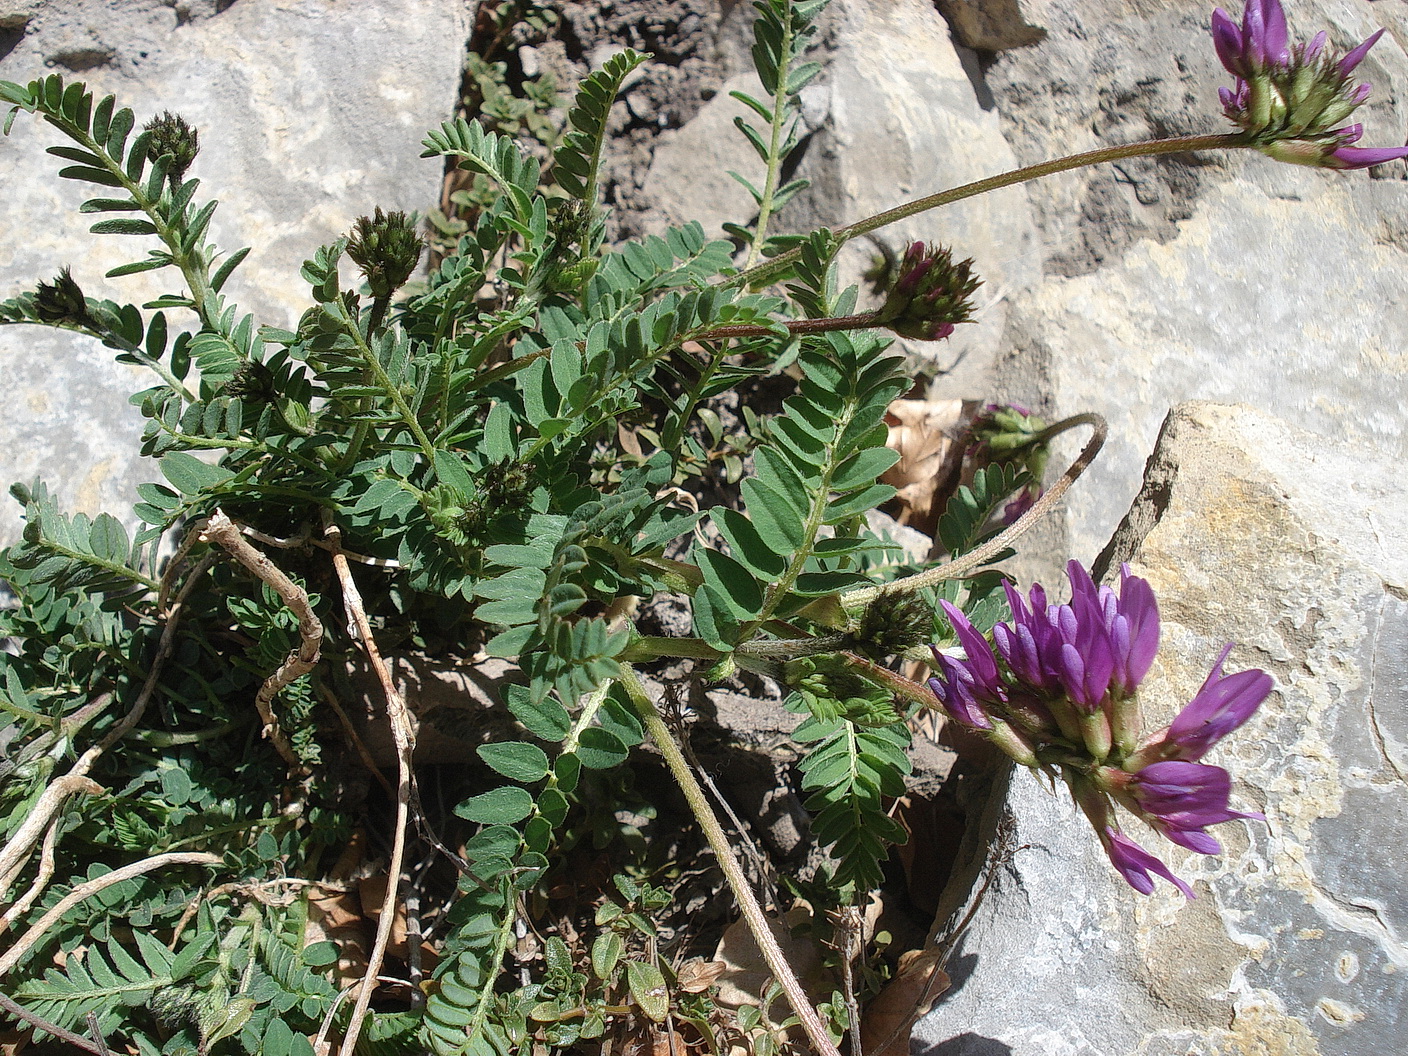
[1212,0,1408,168]
[929,562,1273,895]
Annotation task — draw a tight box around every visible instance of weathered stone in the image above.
[644,0,1042,395]
[981,0,1408,564]
[0,0,465,542]
[916,401,1408,1055]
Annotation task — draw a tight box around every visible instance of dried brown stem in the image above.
[0,991,110,1055]
[0,815,61,937]
[0,852,221,978]
[324,516,415,1056]
[0,556,212,898]
[201,510,321,772]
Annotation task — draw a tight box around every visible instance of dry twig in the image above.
[201,509,321,771]
[0,555,213,898]
[0,851,222,978]
[324,516,417,1056]
[0,991,110,1055]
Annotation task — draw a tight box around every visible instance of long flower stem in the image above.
[729,134,1251,289]
[618,667,843,1056]
[694,311,883,344]
[842,412,1107,610]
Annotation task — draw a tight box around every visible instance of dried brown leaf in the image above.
[860,948,950,1056]
[882,398,978,534]
[675,957,728,993]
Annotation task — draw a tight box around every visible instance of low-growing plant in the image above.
[0,0,1385,1052]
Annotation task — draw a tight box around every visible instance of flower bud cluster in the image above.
[346,207,424,301]
[928,561,1273,896]
[143,111,200,183]
[34,266,90,326]
[1211,0,1408,169]
[874,241,980,342]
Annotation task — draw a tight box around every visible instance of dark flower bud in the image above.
[34,267,91,325]
[143,111,200,183]
[224,360,277,403]
[346,207,423,301]
[854,591,931,660]
[874,242,981,341]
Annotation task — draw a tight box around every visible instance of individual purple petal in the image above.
[1303,29,1326,62]
[1113,564,1159,695]
[1211,8,1246,75]
[927,653,994,731]
[1103,828,1195,898]
[1337,122,1365,144]
[1242,0,1267,65]
[1330,144,1408,167]
[1338,28,1385,76]
[1257,0,1290,64]
[1161,644,1273,761]
[940,600,1001,687]
[1164,826,1224,855]
[1130,760,1264,852]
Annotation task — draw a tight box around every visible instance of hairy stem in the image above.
[729,134,1251,289]
[842,412,1107,609]
[619,667,843,1056]
[326,515,417,1056]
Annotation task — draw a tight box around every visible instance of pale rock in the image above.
[916,401,1408,1055]
[0,0,465,542]
[643,0,1043,395]
[981,0,1408,564]
[638,70,770,243]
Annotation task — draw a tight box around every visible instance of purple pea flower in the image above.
[993,578,1064,696]
[1211,0,1408,169]
[1101,827,1196,899]
[1128,643,1273,769]
[927,643,996,731]
[1122,760,1264,854]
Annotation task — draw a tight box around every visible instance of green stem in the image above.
[463,879,518,1051]
[693,311,883,345]
[332,304,437,464]
[68,125,223,332]
[729,133,1252,289]
[744,3,799,271]
[745,392,864,635]
[618,667,843,1056]
[618,636,724,664]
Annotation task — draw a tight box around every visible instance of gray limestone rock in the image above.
[916,401,1408,1055]
[979,0,1408,565]
[643,0,1043,396]
[0,0,465,542]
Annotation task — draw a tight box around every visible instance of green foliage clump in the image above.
[0,2,1036,1053]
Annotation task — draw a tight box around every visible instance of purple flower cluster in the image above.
[928,562,1273,897]
[875,242,981,342]
[1211,0,1408,169]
